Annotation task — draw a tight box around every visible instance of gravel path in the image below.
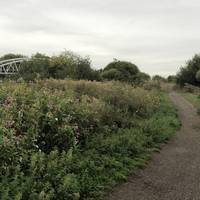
[106,92,200,200]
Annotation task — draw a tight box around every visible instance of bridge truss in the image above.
[0,58,28,75]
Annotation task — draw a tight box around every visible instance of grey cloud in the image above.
[0,0,200,76]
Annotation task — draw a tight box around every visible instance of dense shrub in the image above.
[135,72,151,84]
[152,75,166,82]
[6,51,101,81]
[19,53,50,80]
[101,60,150,85]
[142,80,161,91]
[177,54,200,86]
[167,75,177,83]
[0,80,180,199]
[49,52,95,80]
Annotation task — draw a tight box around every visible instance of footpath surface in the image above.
[107,92,200,200]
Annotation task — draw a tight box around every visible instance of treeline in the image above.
[2,51,185,85]
[1,52,101,81]
[1,52,151,84]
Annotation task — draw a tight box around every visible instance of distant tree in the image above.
[152,75,166,82]
[167,75,177,83]
[101,68,121,80]
[87,70,102,81]
[136,72,151,83]
[177,54,200,86]
[49,51,98,80]
[18,51,100,81]
[18,53,50,81]
[101,60,140,83]
[75,56,93,80]
[195,70,200,82]
[49,52,77,79]
[0,53,24,60]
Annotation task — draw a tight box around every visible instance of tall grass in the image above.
[0,80,180,200]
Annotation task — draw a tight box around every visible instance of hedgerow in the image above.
[0,80,180,200]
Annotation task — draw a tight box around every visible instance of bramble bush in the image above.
[0,80,180,200]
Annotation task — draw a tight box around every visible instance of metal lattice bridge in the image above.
[0,58,28,75]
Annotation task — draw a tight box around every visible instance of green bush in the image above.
[101,60,150,85]
[19,53,50,81]
[177,54,200,86]
[152,75,166,82]
[167,75,177,83]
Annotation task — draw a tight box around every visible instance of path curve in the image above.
[107,92,200,200]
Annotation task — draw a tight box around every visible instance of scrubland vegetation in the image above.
[0,51,183,199]
[0,78,180,200]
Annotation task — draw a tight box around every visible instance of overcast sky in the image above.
[0,0,200,76]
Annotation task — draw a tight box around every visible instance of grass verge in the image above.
[179,92,200,113]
